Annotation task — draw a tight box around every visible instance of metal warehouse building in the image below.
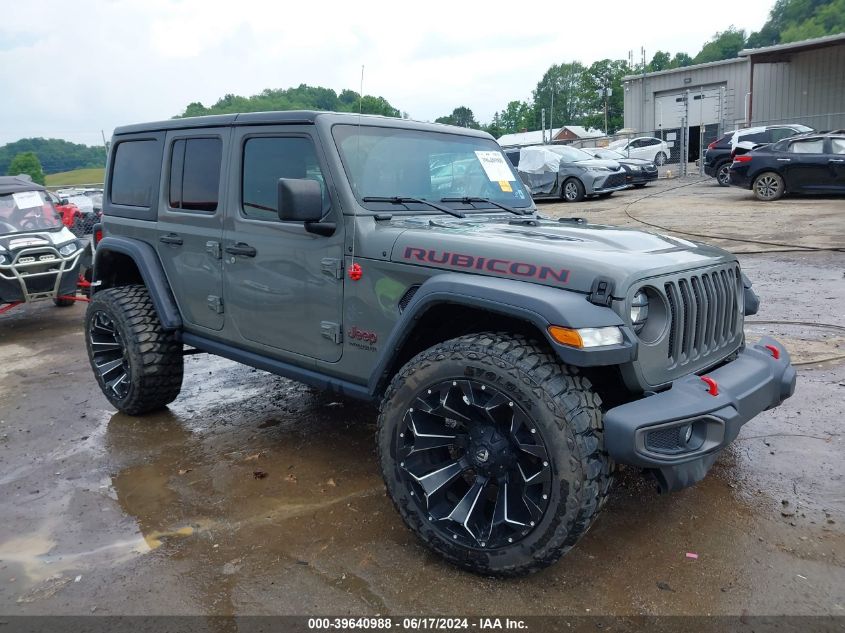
[622,32,845,160]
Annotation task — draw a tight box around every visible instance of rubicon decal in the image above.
[403,247,569,284]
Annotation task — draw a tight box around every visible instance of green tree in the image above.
[670,52,694,68]
[0,138,105,175]
[496,100,536,135]
[534,62,587,129]
[579,59,631,134]
[693,26,748,63]
[647,51,672,72]
[175,84,401,119]
[435,106,480,128]
[747,0,845,47]
[8,152,45,185]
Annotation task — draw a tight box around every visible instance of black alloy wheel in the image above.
[716,162,731,186]
[396,379,552,550]
[88,311,131,399]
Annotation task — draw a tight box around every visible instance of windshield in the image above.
[333,125,531,210]
[0,191,62,235]
[545,145,595,162]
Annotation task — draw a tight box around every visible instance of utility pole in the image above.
[541,108,546,144]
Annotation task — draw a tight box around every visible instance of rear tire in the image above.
[561,178,585,202]
[753,171,785,201]
[716,162,731,187]
[377,332,613,576]
[85,284,183,415]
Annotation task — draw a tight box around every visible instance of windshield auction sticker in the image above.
[12,191,43,209]
[474,151,515,182]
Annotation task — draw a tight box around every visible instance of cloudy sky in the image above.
[1,0,774,147]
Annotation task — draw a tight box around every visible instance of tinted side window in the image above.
[830,138,845,155]
[111,140,160,207]
[770,128,797,142]
[169,138,222,212]
[743,132,769,144]
[242,137,325,222]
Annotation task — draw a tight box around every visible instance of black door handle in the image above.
[159,234,183,246]
[225,243,257,257]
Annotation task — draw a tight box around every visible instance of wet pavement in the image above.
[0,180,843,616]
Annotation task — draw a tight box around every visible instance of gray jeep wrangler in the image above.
[86,112,796,576]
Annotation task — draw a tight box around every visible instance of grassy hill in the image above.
[45,167,105,188]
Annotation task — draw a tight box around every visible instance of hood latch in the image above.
[588,276,615,307]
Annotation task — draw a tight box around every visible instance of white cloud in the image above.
[0,0,772,146]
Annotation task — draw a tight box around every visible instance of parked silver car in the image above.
[506,145,628,202]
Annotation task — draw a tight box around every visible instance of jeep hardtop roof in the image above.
[113,111,494,139]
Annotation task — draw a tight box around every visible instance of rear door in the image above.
[782,137,830,191]
[828,137,845,190]
[157,130,228,331]
[222,126,345,362]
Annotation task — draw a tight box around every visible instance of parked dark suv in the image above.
[86,111,795,576]
[704,125,811,186]
[729,130,845,200]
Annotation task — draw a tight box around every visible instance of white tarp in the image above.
[518,147,562,175]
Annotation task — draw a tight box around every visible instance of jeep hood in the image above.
[388,216,736,295]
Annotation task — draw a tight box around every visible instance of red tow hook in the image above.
[764,344,781,360]
[701,376,719,396]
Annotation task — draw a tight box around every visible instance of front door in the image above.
[157,130,228,331]
[222,128,345,362]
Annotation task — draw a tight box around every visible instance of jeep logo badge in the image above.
[475,448,490,463]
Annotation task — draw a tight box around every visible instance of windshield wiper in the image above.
[362,196,465,218]
[440,197,529,216]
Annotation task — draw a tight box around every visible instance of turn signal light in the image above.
[548,326,583,347]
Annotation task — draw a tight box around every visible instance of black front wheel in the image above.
[85,285,184,415]
[378,333,612,576]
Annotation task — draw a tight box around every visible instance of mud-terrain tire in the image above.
[753,171,785,201]
[85,284,183,415]
[54,296,75,307]
[561,178,585,202]
[716,162,731,187]
[377,332,613,576]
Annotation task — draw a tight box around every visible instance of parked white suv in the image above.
[608,137,670,165]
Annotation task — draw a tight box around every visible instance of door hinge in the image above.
[321,321,343,344]
[320,257,343,279]
[207,295,224,314]
[206,241,222,259]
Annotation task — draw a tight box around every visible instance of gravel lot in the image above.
[0,177,842,619]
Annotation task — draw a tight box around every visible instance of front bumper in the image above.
[604,337,796,492]
[588,171,629,194]
[0,245,83,304]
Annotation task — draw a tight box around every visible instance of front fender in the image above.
[367,273,637,394]
[93,236,182,330]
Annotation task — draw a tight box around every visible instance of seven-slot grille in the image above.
[664,265,742,367]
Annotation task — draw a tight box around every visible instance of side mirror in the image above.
[277,178,335,237]
[277,178,323,223]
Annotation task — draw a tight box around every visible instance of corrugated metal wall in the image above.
[623,59,749,133]
[751,43,845,130]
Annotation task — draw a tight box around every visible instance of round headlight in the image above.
[631,290,649,333]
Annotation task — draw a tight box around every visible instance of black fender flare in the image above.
[93,236,182,330]
[367,273,637,395]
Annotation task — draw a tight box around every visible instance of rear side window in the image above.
[790,139,825,154]
[770,128,798,142]
[169,138,222,212]
[241,136,326,222]
[831,138,845,155]
[110,140,160,207]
